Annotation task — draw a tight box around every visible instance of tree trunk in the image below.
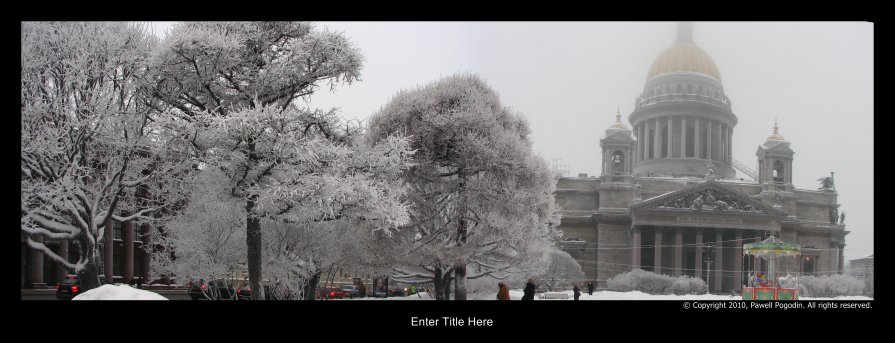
[454,263,467,300]
[246,198,265,301]
[303,271,320,300]
[443,271,453,301]
[433,267,445,301]
[78,237,101,290]
[453,173,468,300]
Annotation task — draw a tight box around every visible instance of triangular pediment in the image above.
[631,180,787,217]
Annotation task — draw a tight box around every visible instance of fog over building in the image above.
[556,23,848,292]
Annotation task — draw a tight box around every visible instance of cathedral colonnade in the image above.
[628,226,763,292]
[633,116,732,164]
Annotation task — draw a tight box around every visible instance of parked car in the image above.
[388,287,406,297]
[187,279,236,300]
[237,284,272,300]
[56,275,109,300]
[317,287,350,299]
[340,285,360,298]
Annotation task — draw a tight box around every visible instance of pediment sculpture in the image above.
[658,189,761,213]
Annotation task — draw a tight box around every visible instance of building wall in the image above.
[596,223,630,287]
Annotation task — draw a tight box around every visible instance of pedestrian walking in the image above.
[573,283,581,301]
[587,281,594,295]
[522,278,537,300]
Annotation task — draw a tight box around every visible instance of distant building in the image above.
[555,23,848,293]
[848,253,873,295]
[21,219,151,288]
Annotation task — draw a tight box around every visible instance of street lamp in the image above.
[703,243,715,294]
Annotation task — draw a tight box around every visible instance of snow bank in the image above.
[410,289,874,301]
[72,284,168,300]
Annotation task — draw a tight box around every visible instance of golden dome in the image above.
[647,42,722,81]
[609,107,627,130]
[767,121,785,141]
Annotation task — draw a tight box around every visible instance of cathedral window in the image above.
[773,160,785,183]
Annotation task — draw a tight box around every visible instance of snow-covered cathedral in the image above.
[555,23,848,292]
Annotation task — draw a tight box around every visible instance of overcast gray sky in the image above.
[149,22,873,262]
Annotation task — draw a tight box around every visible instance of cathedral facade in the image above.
[555,23,848,292]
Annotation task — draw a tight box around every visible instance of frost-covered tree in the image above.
[150,169,246,299]
[537,248,584,291]
[147,22,412,299]
[21,22,191,291]
[367,74,561,300]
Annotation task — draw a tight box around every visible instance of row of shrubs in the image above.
[607,269,706,295]
[799,274,866,297]
[606,269,868,297]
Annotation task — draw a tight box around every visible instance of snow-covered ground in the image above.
[355,289,873,301]
[72,284,168,300]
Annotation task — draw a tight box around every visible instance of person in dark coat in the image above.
[587,281,594,295]
[496,282,510,300]
[521,278,537,300]
[573,284,581,301]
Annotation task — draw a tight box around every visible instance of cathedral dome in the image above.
[647,42,721,81]
[646,23,721,82]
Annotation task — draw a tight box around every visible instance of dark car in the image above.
[388,287,406,297]
[187,279,236,300]
[237,284,272,300]
[56,275,109,300]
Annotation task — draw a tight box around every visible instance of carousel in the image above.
[742,235,801,300]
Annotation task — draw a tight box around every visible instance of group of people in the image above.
[497,279,596,300]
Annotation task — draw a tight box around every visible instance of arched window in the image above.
[677,84,682,93]
[612,150,624,174]
[773,160,785,183]
[687,84,693,94]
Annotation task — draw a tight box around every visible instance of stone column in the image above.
[734,230,743,291]
[838,244,846,274]
[674,228,683,276]
[124,220,134,284]
[56,240,69,282]
[104,220,113,283]
[30,236,45,287]
[787,160,793,184]
[695,118,701,159]
[142,224,152,281]
[654,229,663,274]
[640,124,646,162]
[695,229,703,281]
[632,227,642,270]
[830,242,840,276]
[666,117,673,158]
[644,123,651,160]
[634,125,639,162]
[654,119,660,160]
[720,124,726,162]
[706,119,712,161]
[714,231,723,292]
[716,121,723,162]
[727,126,733,164]
[680,116,687,158]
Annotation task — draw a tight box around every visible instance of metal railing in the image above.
[731,158,758,181]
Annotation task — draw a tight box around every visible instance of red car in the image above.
[317,287,350,299]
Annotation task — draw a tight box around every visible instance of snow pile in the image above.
[72,284,168,300]
[399,289,873,301]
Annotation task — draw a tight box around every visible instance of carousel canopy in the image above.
[743,235,801,257]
